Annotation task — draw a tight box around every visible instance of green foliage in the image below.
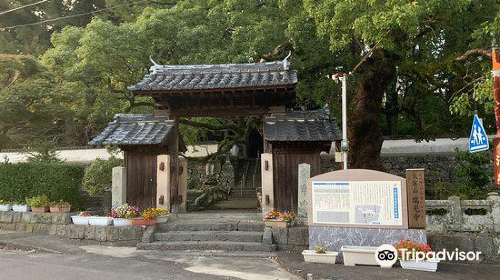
[25,195,49,207]
[0,162,84,207]
[26,140,63,163]
[452,149,494,199]
[82,156,123,196]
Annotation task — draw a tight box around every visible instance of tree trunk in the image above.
[348,50,396,170]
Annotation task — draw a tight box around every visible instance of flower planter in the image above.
[88,216,113,226]
[31,206,48,213]
[113,218,132,227]
[50,205,71,213]
[0,204,12,211]
[12,204,30,212]
[157,215,169,223]
[71,216,89,225]
[341,246,387,267]
[132,218,157,226]
[302,250,339,264]
[400,259,439,272]
[264,220,294,228]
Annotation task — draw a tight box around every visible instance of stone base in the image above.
[309,226,426,260]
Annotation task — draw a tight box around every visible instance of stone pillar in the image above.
[487,192,500,233]
[298,163,311,225]
[448,196,462,231]
[261,153,274,216]
[111,166,126,207]
[178,157,188,213]
[156,155,171,211]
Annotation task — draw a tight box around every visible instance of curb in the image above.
[0,240,62,254]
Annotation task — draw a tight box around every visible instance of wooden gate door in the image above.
[126,152,157,209]
[273,153,320,212]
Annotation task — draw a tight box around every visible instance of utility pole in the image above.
[333,73,350,170]
[492,45,500,186]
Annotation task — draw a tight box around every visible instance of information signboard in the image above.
[311,180,403,226]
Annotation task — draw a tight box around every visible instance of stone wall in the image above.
[270,226,309,251]
[320,153,495,198]
[0,211,145,246]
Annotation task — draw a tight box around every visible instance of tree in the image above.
[296,0,499,169]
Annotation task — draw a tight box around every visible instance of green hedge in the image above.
[0,162,84,207]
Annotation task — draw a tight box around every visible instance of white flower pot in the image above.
[342,246,383,267]
[113,218,132,226]
[302,250,339,264]
[88,216,113,226]
[157,215,169,223]
[12,204,30,212]
[0,204,12,211]
[71,216,89,225]
[400,259,439,272]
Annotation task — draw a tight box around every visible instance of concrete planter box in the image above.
[302,250,338,264]
[400,259,439,272]
[12,204,30,212]
[341,246,383,267]
[113,218,132,227]
[157,215,169,223]
[264,220,295,228]
[0,204,12,211]
[88,216,113,226]
[71,216,89,225]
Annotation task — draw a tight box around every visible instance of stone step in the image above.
[154,230,263,242]
[157,220,264,232]
[213,199,259,210]
[137,241,276,252]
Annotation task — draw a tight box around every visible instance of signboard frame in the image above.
[307,169,409,229]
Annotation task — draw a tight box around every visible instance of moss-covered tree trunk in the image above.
[348,50,396,170]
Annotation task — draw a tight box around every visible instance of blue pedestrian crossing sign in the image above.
[469,114,489,153]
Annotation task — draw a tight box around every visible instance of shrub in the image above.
[0,162,84,207]
[82,156,123,196]
[453,149,493,199]
[26,195,49,207]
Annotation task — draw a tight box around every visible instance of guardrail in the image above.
[426,192,500,233]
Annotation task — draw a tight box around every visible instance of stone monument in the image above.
[307,169,427,260]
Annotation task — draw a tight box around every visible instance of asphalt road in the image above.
[0,248,300,280]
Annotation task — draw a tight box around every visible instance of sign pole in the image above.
[493,47,500,185]
[332,73,350,170]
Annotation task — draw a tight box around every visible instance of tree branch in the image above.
[453,49,491,62]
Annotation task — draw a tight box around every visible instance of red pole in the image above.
[492,48,500,185]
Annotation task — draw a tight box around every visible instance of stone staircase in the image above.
[213,158,261,210]
[137,212,275,252]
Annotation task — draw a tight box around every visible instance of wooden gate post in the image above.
[178,157,188,213]
[157,155,171,211]
[261,153,274,216]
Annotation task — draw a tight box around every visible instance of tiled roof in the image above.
[88,114,174,146]
[264,109,342,142]
[128,59,297,92]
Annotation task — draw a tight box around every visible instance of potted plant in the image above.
[132,208,169,226]
[88,214,114,226]
[26,195,49,213]
[12,200,30,212]
[395,239,439,272]
[71,211,91,225]
[302,244,339,264]
[111,204,139,226]
[263,209,297,228]
[49,199,71,213]
[0,200,12,211]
